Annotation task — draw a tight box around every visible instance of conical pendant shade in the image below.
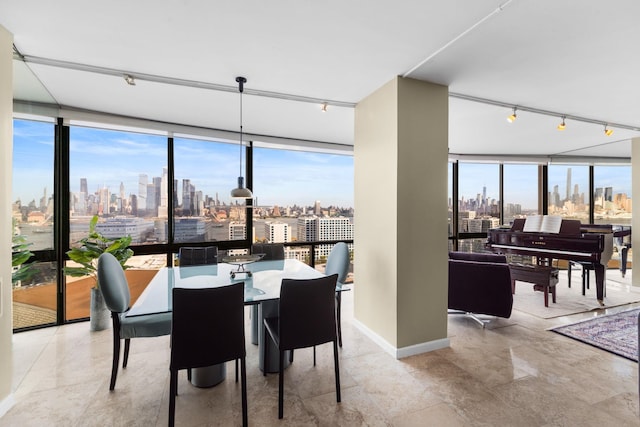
[231,176,253,198]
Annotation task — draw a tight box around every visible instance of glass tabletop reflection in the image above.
[126,259,330,317]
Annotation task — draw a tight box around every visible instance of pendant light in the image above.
[557,116,566,131]
[230,76,254,199]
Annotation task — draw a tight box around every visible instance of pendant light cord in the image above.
[236,76,246,178]
[239,87,243,177]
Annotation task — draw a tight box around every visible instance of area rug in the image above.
[512,270,640,319]
[551,307,640,362]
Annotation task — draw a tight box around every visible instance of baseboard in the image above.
[0,393,15,419]
[352,317,450,359]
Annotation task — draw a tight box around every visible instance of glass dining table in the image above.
[126,258,348,387]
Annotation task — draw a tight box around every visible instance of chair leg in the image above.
[187,368,191,382]
[235,359,239,383]
[169,369,178,427]
[333,340,341,403]
[278,350,285,419]
[313,346,316,366]
[109,326,120,391]
[263,325,268,377]
[240,357,248,427]
[336,293,343,348]
[289,349,294,363]
[123,338,131,368]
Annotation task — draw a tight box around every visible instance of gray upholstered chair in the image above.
[325,242,350,347]
[250,243,285,345]
[97,252,172,391]
[263,275,341,419]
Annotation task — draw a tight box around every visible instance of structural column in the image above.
[0,24,14,416]
[353,76,449,357]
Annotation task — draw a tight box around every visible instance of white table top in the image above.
[126,259,339,317]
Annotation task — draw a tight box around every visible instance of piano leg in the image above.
[594,264,605,305]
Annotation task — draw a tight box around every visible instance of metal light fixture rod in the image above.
[230,76,253,199]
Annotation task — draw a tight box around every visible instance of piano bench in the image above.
[509,263,559,307]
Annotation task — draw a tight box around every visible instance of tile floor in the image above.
[4,271,640,426]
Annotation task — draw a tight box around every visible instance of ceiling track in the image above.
[13,51,357,109]
[450,92,640,132]
[14,51,640,132]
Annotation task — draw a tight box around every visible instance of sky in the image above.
[13,119,631,211]
[454,162,631,211]
[12,119,355,208]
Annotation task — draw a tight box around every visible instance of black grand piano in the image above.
[486,218,623,305]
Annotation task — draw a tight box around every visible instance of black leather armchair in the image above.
[448,252,513,326]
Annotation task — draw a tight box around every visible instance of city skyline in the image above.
[12,120,355,209]
[454,163,632,212]
[13,119,632,216]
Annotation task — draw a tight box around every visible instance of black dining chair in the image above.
[177,245,237,381]
[169,284,248,427]
[97,253,172,391]
[250,243,285,345]
[263,274,341,419]
[251,243,285,261]
[178,246,218,266]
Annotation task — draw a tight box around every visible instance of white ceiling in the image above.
[2,0,640,158]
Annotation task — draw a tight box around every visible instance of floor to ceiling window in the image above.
[593,165,632,226]
[12,118,57,329]
[252,146,354,277]
[594,165,633,270]
[173,136,242,244]
[547,164,590,222]
[66,125,169,321]
[457,162,500,252]
[503,164,540,225]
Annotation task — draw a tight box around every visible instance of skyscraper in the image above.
[566,167,572,201]
[138,174,148,212]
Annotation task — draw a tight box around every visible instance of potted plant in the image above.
[64,215,133,331]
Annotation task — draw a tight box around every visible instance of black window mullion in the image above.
[54,118,70,325]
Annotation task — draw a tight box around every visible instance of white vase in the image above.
[90,287,111,331]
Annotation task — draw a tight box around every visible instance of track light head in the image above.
[507,107,517,123]
[604,125,614,136]
[557,116,566,131]
[321,102,328,112]
[124,74,136,86]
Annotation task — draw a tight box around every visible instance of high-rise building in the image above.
[182,179,194,216]
[146,183,157,216]
[296,216,354,259]
[119,182,126,213]
[265,221,290,243]
[566,167,572,201]
[314,200,321,215]
[138,174,148,212]
[80,178,88,195]
[159,167,168,217]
